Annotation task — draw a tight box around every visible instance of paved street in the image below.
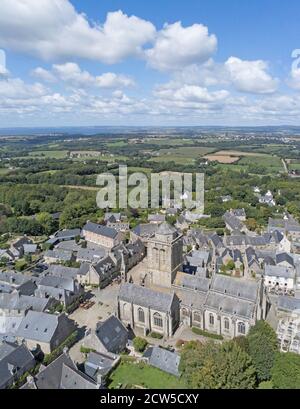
[68,282,120,364]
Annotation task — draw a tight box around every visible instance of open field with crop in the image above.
[204,154,240,164]
[150,146,215,165]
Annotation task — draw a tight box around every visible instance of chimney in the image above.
[63,346,69,355]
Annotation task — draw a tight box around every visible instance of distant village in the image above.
[1,195,300,389]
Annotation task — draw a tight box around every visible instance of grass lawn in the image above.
[108,361,186,390]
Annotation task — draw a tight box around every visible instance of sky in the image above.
[0,0,300,127]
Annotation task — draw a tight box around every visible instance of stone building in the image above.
[118,283,180,338]
[177,275,268,339]
[146,222,183,288]
[82,222,123,249]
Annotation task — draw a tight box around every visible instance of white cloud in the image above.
[0,1,155,63]
[225,57,278,94]
[0,78,47,99]
[155,83,229,104]
[33,62,135,88]
[146,21,217,71]
[31,67,56,82]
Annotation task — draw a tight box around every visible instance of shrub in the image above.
[133,337,148,353]
[80,346,96,354]
[192,327,223,340]
[15,259,28,272]
[43,330,78,366]
[149,332,163,340]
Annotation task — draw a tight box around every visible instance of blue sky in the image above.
[0,0,300,127]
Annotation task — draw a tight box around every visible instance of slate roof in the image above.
[133,223,158,238]
[204,291,256,320]
[0,271,31,286]
[277,296,300,312]
[210,275,259,302]
[47,265,79,280]
[264,265,295,279]
[22,352,98,389]
[85,351,116,380]
[209,233,224,248]
[23,244,37,254]
[11,237,33,251]
[223,212,244,231]
[119,283,176,313]
[95,316,128,354]
[44,249,73,262]
[104,213,121,222]
[83,222,119,239]
[78,263,90,277]
[225,235,247,247]
[54,229,81,240]
[56,240,82,252]
[156,222,177,236]
[92,256,116,278]
[186,250,210,267]
[143,347,180,377]
[0,293,50,313]
[231,209,246,218]
[60,363,99,389]
[276,252,294,267]
[38,276,76,292]
[16,311,74,344]
[0,342,35,389]
[174,272,210,293]
[77,248,106,263]
[148,214,166,223]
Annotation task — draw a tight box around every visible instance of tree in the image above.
[179,340,256,389]
[36,212,56,235]
[247,321,278,382]
[233,336,249,353]
[246,218,259,232]
[133,337,148,353]
[271,352,300,389]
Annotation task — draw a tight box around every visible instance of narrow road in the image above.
[282,158,288,174]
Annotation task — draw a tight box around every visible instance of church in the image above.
[118,222,268,339]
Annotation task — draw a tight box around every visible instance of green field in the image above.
[29,150,69,159]
[105,140,128,148]
[108,361,186,390]
[144,138,195,146]
[150,146,214,165]
[0,168,12,175]
[238,155,283,172]
[127,166,152,174]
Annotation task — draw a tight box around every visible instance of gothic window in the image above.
[194,312,201,323]
[238,322,246,335]
[224,318,230,331]
[160,249,166,266]
[182,308,189,317]
[209,313,214,326]
[153,313,163,328]
[138,308,145,323]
